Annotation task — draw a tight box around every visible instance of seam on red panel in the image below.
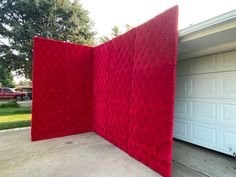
[90,47,95,131]
[106,43,111,137]
[127,28,137,152]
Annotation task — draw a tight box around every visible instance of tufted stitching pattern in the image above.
[66,43,94,135]
[93,42,111,139]
[32,6,178,177]
[32,38,94,141]
[128,7,178,177]
[106,29,136,151]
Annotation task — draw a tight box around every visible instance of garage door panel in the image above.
[174,120,236,154]
[176,71,236,99]
[174,120,188,138]
[222,51,236,67]
[175,99,188,118]
[221,103,236,121]
[176,77,188,97]
[190,124,217,146]
[175,98,236,125]
[178,51,236,75]
[223,131,236,150]
[192,55,216,72]
[175,51,236,155]
[191,76,216,97]
[190,101,217,120]
[176,60,190,75]
[221,75,236,97]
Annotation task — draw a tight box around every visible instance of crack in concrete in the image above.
[173,160,211,177]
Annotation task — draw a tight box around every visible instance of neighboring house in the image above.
[175,9,236,155]
[15,86,32,93]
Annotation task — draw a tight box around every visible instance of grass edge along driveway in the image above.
[0,103,31,130]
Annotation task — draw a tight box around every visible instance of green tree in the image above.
[99,24,133,44]
[99,36,110,44]
[0,63,15,88]
[0,0,95,79]
[111,26,121,37]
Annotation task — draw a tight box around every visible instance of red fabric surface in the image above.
[128,7,178,177]
[106,29,136,151]
[31,38,94,141]
[32,6,178,177]
[93,41,111,139]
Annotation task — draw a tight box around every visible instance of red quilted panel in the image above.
[32,6,178,177]
[66,43,94,135]
[93,42,111,139]
[128,6,178,177]
[31,37,93,141]
[106,30,135,151]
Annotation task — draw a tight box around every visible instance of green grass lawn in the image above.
[0,104,31,130]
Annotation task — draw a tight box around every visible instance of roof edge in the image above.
[179,9,236,37]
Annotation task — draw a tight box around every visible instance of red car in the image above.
[0,87,27,101]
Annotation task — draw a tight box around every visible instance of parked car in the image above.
[0,87,27,101]
[15,87,32,100]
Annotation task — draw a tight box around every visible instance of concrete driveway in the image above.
[0,128,235,177]
[17,100,32,107]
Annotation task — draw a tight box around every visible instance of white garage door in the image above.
[174,51,236,155]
